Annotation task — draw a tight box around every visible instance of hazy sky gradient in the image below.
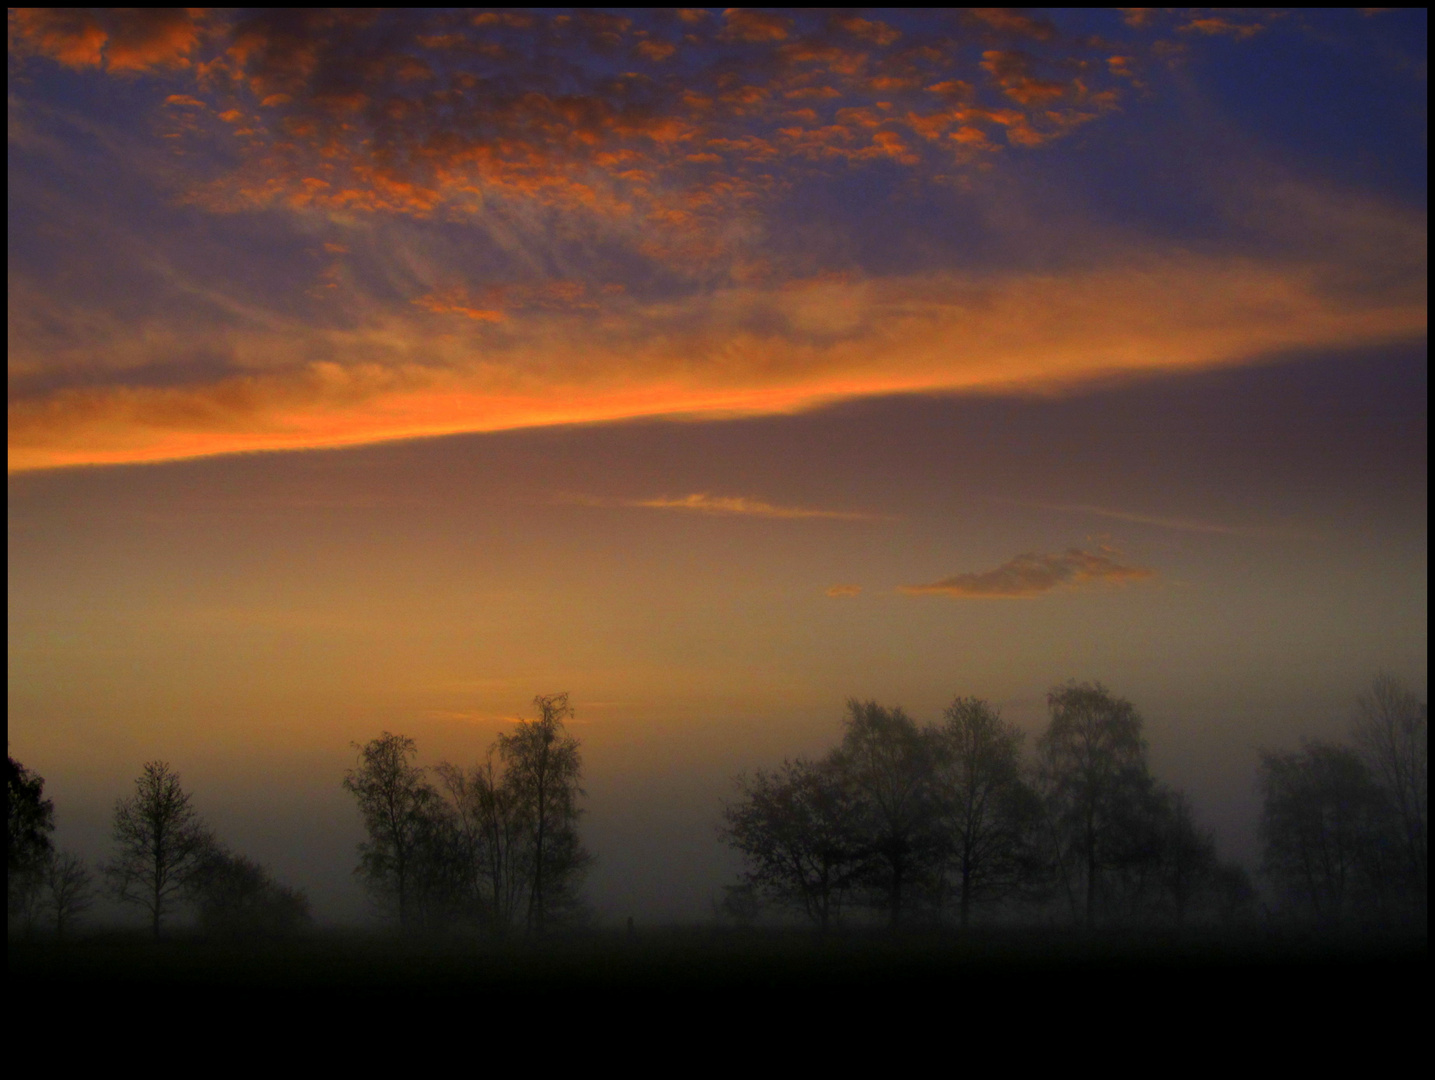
[8,8,1426,922]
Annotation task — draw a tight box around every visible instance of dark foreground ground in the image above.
[11,925,1424,1002]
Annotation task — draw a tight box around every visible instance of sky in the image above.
[7,8,1427,923]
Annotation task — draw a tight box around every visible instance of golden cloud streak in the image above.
[603,493,879,520]
[8,256,1425,472]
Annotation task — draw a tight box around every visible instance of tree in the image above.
[721,756,862,932]
[1351,673,1427,916]
[1036,682,1155,927]
[929,697,1044,929]
[8,755,55,925]
[832,699,937,928]
[1259,740,1394,924]
[105,761,214,938]
[42,850,96,939]
[186,847,311,938]
[342,732,448,929]
[1152,790,1216,926]
[498,693,590,934]
[434,752,530,937]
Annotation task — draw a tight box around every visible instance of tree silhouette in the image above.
[1036,682,1154,927]
[498,693,590,934]
[832,699,937,928]
[342,732,445,929]
[7,756,55,926]
[721,684,1244,930]
[187,847,311,938]
[435,752,529,936]
[1152,789,1218,926]
[1260,740,1393,924]
[43,850,96,938]
[929,697,1043,929]
[721,756,861,932]
[1352,673,1427,917]
[104,761,214,939]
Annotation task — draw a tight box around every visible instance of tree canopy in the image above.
[104,761,214,939]
[7,756,56,928]
[722,684,1242,930]
[343,694,591,936]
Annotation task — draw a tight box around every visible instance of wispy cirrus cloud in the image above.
[900,547,1154,598]
[9,250,1424,472]
[825,583,863,597]
[566,492,883,521]
[1005,500,1273,536]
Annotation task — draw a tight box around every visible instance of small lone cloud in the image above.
[566,492,883,520]
[826,583,863,598]
[901,546,1154,598]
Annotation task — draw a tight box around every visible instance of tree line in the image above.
[342,692,591,936]
[720,682,1250,930]
[720,676,1427,931]
[8,676,1425,939]
[7,758,309,939]
[1259,673,1427,926]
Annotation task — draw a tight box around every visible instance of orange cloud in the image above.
[1180,16,1265,40]
[10,8,205,72]
[9,247,1425,472]
[981,50,1072,106]
[411,292,505,322]
[836,17,901,47]
[720,9,792,44]
[900,548,1154,598]
[825,584,863,598]
[966,10,1057,42]
[634,39,677,63]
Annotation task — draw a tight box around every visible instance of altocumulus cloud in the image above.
[900,547,1153,598]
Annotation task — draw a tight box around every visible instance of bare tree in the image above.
[1155,790,1213,926]
[7,756,54,927]
[1036,682,1154,927]
[930,697,1043,929]
[1352,673,1427,914]
[832,699,936,928]
[498,693,590,934]
[1259,740,1392,924]
[721,756,862,932]
[43,850,96,938]
[434,751,530,936]
[105,761,214,939]
[342,732,447,929]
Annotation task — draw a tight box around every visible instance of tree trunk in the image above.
[1085,811,1097,928]
[890,857,903,930]
[959,857,972,931]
